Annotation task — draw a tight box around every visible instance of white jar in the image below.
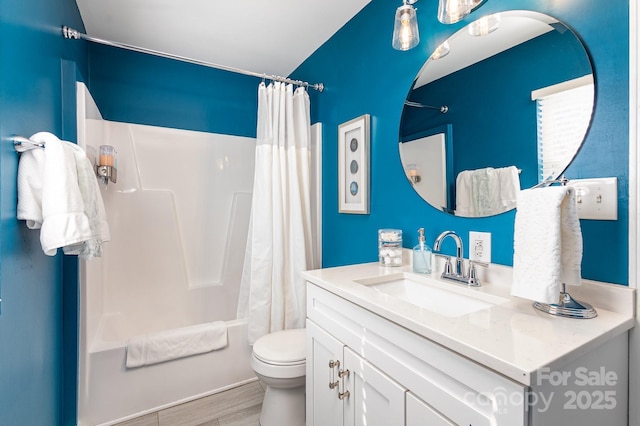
[378,229,403,267]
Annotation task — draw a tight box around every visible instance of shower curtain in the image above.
[238,82,316,344]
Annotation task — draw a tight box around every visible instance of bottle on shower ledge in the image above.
[413,228,432,274]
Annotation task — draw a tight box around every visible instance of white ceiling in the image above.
[75,0,371,78]
[415,10,557,88]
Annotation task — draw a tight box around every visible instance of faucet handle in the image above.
[435,254,453,275]
[467,260,488,287]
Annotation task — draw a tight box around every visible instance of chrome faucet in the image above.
[433,230,485,286]
[433,230,464,277]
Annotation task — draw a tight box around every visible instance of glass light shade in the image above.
[468,13,501,36]
[430,41,450,60]
[98,145,116,167]
[392,4,420,51]
[437,0,485,24]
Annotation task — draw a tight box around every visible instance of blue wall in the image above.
[87,44,261,137]
[292,0,629,285]
[0,0,87,425]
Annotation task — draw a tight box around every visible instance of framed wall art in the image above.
[338,114,370,214]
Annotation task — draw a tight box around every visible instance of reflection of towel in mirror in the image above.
[511,186,582,304]
[455,166,520,217]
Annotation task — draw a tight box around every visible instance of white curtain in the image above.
[237,82,317,344]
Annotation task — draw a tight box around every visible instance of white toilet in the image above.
[251,328,306,426]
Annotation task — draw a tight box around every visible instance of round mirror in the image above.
[399,10,594,217]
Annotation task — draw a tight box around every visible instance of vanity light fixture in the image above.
[392,0,420,51]
[407,164,422,184]
[437,0,486,24]
[96,144,117,187]
[468,13,501,36]
[430,41,450,60]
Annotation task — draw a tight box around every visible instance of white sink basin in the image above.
[354,273,508,318]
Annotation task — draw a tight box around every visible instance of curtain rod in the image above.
[403,100,448,113]
[62,26,324,92]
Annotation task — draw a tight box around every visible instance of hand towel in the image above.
[511,186,582,304]
[455,166,520,216]
[126,321,228,368]
[17,132,110,259]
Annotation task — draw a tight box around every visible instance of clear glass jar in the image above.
[378,229,403,267]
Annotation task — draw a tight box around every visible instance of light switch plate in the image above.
[568,177,618,220]
[469,231,491,263]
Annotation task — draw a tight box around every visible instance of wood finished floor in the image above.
[114,381,265,426]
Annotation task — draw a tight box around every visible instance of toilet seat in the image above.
[252,328,306,378]
[253,328,306,364]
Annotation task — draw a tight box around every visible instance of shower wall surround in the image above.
[81,119,255,335]
[76,83,257,423]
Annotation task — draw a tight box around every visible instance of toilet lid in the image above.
[253,328,306,364]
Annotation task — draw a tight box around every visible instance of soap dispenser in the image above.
[413,228,432,274]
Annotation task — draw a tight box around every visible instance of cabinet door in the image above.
[406,392,456,426]
[307,320,345,426]
[343,347,406,426]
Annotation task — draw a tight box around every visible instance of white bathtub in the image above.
[76,89,258,425]
[78,317,255,426]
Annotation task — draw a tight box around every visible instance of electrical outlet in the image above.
[469,231,491,263]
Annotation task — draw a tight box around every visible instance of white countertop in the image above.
[302,258,635,386]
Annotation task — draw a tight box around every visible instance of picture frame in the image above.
[338,114,370,214]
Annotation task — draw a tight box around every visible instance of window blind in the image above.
[534,79,594,182]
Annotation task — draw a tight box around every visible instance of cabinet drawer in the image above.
[307,283,527,426]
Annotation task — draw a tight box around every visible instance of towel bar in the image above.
[12,136,45,151]
[532,175,569,189]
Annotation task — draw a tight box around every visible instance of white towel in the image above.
[62,143,111,259]
[455,166,520,216]
[126,321,228,368]
[455,170,474,216]
[16,142,46,230]
[496,166,520,211]
[17,132,110,259]
[511,186,582,304]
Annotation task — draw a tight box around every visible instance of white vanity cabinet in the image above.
[304,263,633,426]
[307,321,406,426]
[306,283,527,426]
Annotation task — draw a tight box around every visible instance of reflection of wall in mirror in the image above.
[402,29,592,193]
[401,134,447,211]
